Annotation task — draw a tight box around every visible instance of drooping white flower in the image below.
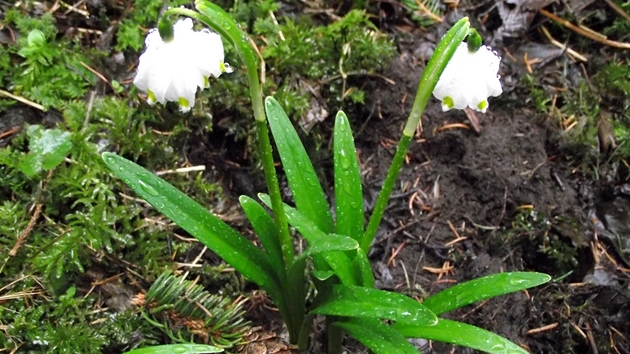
[133,18,232,113]
[433,42,502,113]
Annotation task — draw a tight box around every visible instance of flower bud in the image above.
[158,17,175,42]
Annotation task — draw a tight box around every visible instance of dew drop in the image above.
[171,345,188,353]
[103,154,117,166]
[340,153,351,169]
[138,180,160,197]
[338,119,348,131]
[306,176,319,186]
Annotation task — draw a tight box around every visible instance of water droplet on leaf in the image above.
[138,180,160,197]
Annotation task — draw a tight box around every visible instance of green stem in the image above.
[362,18,471,249]
[361,134,412,251]
[168,3,294,266]
[165,3,299,343]
[297,313,315,350]
[326,317,343,354]
[254,119,294,266]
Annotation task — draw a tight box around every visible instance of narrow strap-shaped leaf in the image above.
[123,343,223,354]
[102,153,281,295]
[333,111,364,240]
[354,248,374,288]
[332,318,419,354]
[295,234,359,263]
[422,272,551,315]
[285,257,307,343]
[259,193,359,285]
[239,195,286,277]
[393,318,529,354]
[311,285,437,326]
[265,96,334,234]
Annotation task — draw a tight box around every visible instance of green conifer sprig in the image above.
[402,0,443,27]
[137,272,250,348]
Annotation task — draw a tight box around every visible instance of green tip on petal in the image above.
[158,16,175,42]
[147,90,157,105]
[477,100,488,111]
[220,62,233,74]
[443,96,454,109]
[203,76,209,88]
[178,97,190,110]
[467,29,482,52]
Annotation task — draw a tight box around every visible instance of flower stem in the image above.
[362,18,471,250]
[168,3,294,267]
[361,134,412,251]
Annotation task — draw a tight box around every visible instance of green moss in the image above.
[214,7,397,122]
[1,283,160,353]
[1,11,98,110]
[0,5,227,351]
[513,209,580,275]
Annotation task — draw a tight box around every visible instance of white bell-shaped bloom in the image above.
[433,42,502,113]
[133,18,232,113]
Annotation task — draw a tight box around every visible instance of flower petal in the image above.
[133,18,231,111]
[433,42,502,112]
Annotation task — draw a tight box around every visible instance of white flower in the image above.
[433,42,502,113]
[133,18,232,113]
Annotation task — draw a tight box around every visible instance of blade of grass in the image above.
[332,318,419,354]
[265,96,334,234]
[123,343,223,354]
[422,272,551,315]
[295,234,359,263]
[311,285,437,326]
[102,153,283,303]
[239,195,286,276]
[259,194,360,285]
[393,318,529,354]
[333,111,364,240]
[354,248,374,288]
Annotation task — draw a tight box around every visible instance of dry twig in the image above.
[539,9,630,49]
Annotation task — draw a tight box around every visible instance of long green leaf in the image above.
[265,96,334,234]
[333,111,364,240]
[123,344,223,354]
[354,248,374,288]
[393,318,529,354]
[295,234,359,263]
[286,257,307,343]
[311,285,437,326]
[239,195,285,276]
[422,272,551,315]
[333,318,419,354]
[101,153,281,296]
[259,194,359,285]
